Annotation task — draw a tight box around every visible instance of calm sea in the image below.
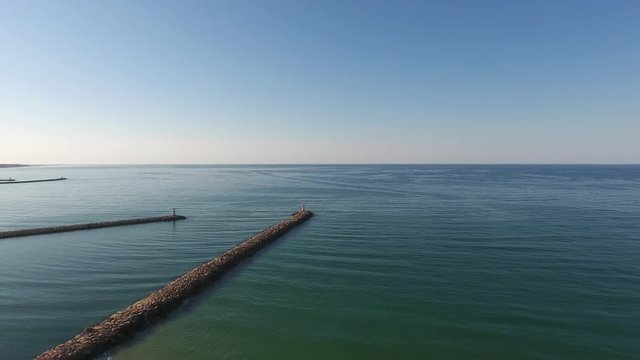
[0,165,638,359]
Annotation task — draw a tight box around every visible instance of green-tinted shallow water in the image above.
[1,165,639,359]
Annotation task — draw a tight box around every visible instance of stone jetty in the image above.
[0,215,186,240]
[35,209,313,360]
[0,177,66,184]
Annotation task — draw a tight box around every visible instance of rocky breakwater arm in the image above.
[0,215,187,240]
[35,209,313,360]
[0,177,66,184]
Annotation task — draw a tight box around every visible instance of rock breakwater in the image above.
[0,177,66,184]
[0,215,187,239]
[35,209,313,360]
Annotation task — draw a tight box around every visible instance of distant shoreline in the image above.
[0,164,639,167]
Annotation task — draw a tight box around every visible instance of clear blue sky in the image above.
[1,0,638,163]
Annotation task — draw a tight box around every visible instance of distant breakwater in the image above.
[0,215,187,240]
[0,177,66,184]
[35,210,313,360]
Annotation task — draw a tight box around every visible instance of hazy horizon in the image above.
[4,162,640,167]
[2,1,639,164]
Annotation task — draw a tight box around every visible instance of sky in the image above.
[1,0,639,164]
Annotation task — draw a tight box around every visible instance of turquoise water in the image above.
[0,165,639,359]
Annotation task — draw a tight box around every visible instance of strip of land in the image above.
[35,209,313,360]
[0,177,66,184]
[0,215,187,239]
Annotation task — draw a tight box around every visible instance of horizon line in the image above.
[5,163,640,167]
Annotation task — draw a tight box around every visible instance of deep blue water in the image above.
[0,165,639,359]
